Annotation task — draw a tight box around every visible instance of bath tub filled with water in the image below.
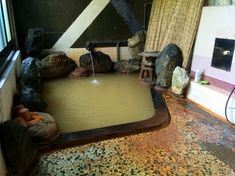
[43,73,155,133]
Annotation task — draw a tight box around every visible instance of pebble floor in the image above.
[32,93,235,176]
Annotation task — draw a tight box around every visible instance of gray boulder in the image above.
[21,57,42,93]
[68,66,89,78]
[0,121,38,176]
[115,58,141,73]
[171,66,190,95]
[155,44,183,88]
[128,31,146,60]
[37,52,77,78]
[27,112,60,143]
[79,51,113,73]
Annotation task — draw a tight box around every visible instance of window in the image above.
[0,0,11,51]
[211,38,235,72]
[0,0,15,76]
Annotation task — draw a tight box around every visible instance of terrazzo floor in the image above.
[32,93,235,176]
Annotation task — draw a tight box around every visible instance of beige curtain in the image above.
[145,0,204,68]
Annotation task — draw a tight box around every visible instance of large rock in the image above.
[68,66,89,78]
[25,28,44,57]
[37,52,77,78]
[79,51,113,73]
[115,58,141,73]
[0,121,38,176]
[128,31,146,60]
[21,57,42,93]
[155,44,183,88]
[171,66,190,95]
[27,112,60,143]
[15,87,47,112]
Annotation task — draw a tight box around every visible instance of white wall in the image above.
[193,6,235,59]
[191,6,235,85]
[0,51,21,176]
[188,6,235,122]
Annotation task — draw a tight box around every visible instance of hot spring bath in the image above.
[43,73,155,133]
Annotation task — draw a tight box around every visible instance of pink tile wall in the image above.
[191,54,235,87]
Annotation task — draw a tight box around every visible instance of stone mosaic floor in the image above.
[32,93,235,176]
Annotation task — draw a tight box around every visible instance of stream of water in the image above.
[89,52,99,84]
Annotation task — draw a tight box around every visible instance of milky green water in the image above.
[43,74,154,132]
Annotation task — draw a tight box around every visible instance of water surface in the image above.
[43,73,154,132]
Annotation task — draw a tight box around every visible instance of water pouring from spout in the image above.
[89,52,99,85]
[85,41,100,85]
